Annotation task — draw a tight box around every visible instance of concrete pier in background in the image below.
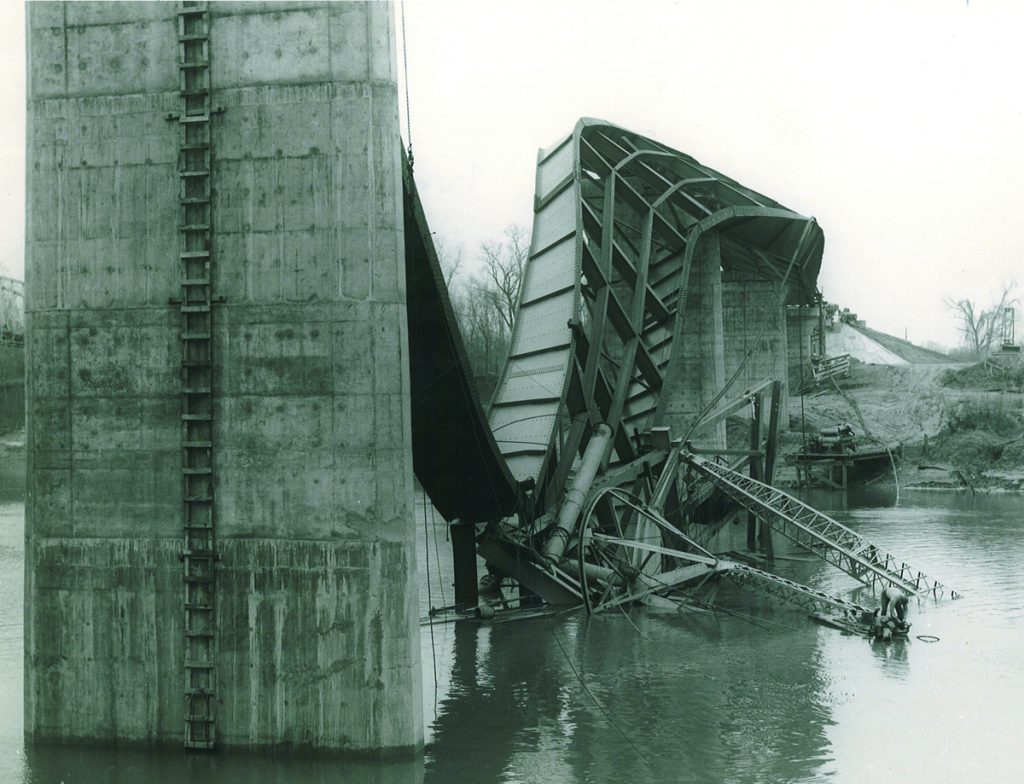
[25,1,421,753]
[722,273,789,415]
[661,233,727,446]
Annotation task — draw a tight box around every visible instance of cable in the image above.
[547,618,658,772]
[887,447,901,505]
[798,304,808,454]
[429,502,448,609]
[614,599,650,640]
[422,495,438,711]
[828,376,902,504]
[400,1,413,168]
[684,305,775,443]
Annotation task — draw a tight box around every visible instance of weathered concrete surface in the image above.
[660,233,727,446]
[787,305,820,393]
[722,272,789,417]
[659,241,791,449]
[26,1,421,754]
[0,343,24,435]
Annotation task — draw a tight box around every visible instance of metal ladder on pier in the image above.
[685,454,959,599]
[177,1,217,750]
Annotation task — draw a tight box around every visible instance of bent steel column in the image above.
[542,423,612,567]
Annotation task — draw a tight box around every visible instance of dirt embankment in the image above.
[787,359,1024,492]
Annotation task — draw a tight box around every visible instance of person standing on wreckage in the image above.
[881,585,909,623]
[871,585,909,641]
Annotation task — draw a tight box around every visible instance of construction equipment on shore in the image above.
[792,423,901,490]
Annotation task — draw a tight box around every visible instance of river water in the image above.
[1,457,1022,783]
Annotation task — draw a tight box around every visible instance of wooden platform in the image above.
[792,445,898,489]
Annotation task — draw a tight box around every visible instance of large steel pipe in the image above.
[541,423,613,567]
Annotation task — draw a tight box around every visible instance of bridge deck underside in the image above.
[403,154,521,524]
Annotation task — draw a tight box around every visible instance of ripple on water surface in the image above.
[0,490,1020,783]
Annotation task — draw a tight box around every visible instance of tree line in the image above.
[437,227,1016,394]
[438,223,527,404]
[945,281,1018,358]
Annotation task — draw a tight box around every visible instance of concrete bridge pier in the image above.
[663,232,727,446]
[25,1,422,754]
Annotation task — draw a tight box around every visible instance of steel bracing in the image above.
[405,118,956,626]
[686,454,959,599]
[720,563,870,619]
[487,119,823,523]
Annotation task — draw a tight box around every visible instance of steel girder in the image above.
[685,454,959,599]
[487,119,824,521]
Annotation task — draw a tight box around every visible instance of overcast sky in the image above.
[2,1,1021,349]
[399,0,1023,348]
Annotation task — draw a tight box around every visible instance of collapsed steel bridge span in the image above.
[404,119,956,624]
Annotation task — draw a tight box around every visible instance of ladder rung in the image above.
[181,279,211,287]
[179,6,208,16]
[179,63,210,71]
[180,224,210,232]
[182,386,212,394]
[180,197,210,205]
[183,549,216,558]
[181,305,210,313]
[180,250,210,259]
[178,34,209,42]
[184,660,215,669]
[179,143,211,152]
[179,169,210,178]
[181,333,211,340]
[182,413,212,421]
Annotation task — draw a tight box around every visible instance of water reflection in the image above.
[426,619,569,783]
[426,600,836,784]
[24,744,424,784]
[3,476,1023,782]
[869,636,909,671]
[813,493,1024,783]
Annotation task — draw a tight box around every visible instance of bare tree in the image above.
[434,235,464,290]
[476,223,528,334]
[945,281,1018,356]
[432,224,529,402]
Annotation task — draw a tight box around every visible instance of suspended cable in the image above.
[798,303,808,454]
[685,305,774,443]
[429,502,448,609]
[400,1,414,169]
[828,375,902,505]
[422,494,438,711]
[547,618,659,772]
